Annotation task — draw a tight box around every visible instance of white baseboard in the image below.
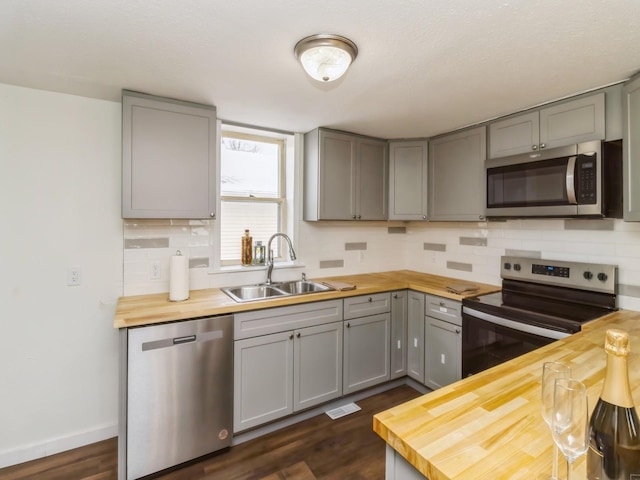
[0,424,118,469]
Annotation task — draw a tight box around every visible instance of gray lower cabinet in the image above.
[121,90,217,219]
[233,300,343,432]
[234,331,293,432]
[343,313,391,394]
[623,74,640,221]
[343,291,392,394]
[390,290,408,379]
[428,126,486,221]
[406,291,425,383]
[388,140,428,220]
[424,294,462,390]
[293,321,343,411]
[304,128,388,221]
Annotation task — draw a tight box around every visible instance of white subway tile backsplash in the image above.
[122,217,640,298]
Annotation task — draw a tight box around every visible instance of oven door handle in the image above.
[462,306,571,340]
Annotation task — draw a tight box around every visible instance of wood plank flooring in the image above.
[0,385,421,480]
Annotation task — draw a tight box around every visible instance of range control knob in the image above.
[583,271,593,280]
[504,262,512,270]
[513,263,521,272]
[597,273,608,282]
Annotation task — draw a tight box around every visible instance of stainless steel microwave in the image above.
[485,140,622,218]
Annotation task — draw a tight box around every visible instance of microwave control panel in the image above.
[576,155,597,204]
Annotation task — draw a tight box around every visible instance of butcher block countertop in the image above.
[373,309,640,480]
[113,270,500,328]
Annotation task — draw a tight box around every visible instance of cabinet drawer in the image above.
[424,294,461,326]
[234,299,343,339]
[343,292,391,320]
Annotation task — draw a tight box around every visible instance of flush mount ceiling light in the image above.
[294,34,358,82]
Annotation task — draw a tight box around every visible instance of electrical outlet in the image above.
[151,261,161,280]
[67,267,81,286]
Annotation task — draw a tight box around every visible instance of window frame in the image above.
[218,129,288,267]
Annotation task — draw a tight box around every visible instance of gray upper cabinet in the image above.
[623,74,640,221]
[122,91,217,219]
[304,128,387,221]
[489,92,605,159]
[428,126,486,222]
[388,141,429,220]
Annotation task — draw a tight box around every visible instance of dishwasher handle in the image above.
[141,329,223,351]
[173,335,196,345]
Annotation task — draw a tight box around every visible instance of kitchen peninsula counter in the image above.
[373,309,640,480]
[113,270,500,328]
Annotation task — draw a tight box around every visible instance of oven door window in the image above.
[462,314,554,377]
[487,157,571,208]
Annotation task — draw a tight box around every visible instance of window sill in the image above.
[210,261,306,275]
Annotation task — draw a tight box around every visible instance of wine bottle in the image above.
[587,329,640,480]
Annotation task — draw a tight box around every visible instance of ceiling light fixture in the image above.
[294,34,358,82]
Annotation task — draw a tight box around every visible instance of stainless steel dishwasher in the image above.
[119,315,233,480]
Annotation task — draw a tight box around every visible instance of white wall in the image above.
[0,84,123,466]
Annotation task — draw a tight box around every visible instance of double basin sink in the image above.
[222,280,334,303]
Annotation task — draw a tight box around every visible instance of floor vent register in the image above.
[325,402,361,420]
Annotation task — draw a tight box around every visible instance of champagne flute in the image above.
[552,378,589,480]
[541,362,571,479]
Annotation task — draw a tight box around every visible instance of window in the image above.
[219,128,291,266]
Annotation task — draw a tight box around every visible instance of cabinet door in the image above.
[233,331,294,432]
[388,141,428,220]
[429,126,486,221]
[624,75,640,221]
[407,291,425,383]
[318,129,356,220]
[424,317,462,390]
[540,93,605,149]
[343,313,390,394]
[489,110,539,159]
[293,322,343,411]
[357,137,388,220]
[122,91,216,219]
[390,291,408,379]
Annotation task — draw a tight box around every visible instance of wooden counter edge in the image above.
[113,270,500,328]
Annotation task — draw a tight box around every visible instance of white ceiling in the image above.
[2,0,639,139]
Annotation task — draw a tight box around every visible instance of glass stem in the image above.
[552,444,559,479]
[566,459,571,480]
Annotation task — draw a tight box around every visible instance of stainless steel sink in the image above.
[274,280,332,295]
[221,280,333,303]
[221,285,288,303]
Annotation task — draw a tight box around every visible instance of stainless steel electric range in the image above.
[461,255,617,377]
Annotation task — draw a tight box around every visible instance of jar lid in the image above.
[605,329,630,356]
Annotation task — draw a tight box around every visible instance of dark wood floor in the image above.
[0,386,421,480]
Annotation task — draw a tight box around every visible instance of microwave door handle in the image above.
[566,156,577,204]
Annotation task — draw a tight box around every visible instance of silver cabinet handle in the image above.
[289,334,294,340]
[455,328,461,334]
[352,215,357,219]
[357,215,362,220]
[393,293,398,299]
[210,212,215,218]
[540,143,546,149]
[296,332,301,338]
[532,144,538,150]
[346,322,351,328]
[368,297,373,302]
[422,215,427,220]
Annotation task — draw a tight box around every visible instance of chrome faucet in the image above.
[265,233,297,285]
